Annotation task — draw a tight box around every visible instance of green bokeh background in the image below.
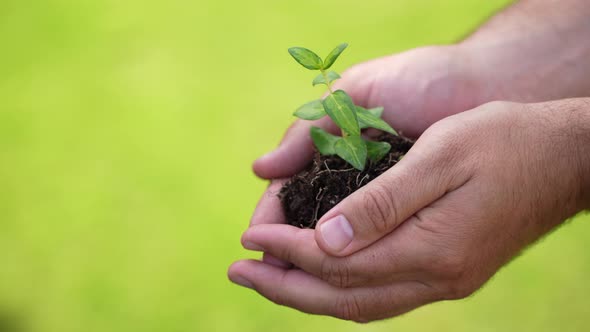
[1,1,589,331]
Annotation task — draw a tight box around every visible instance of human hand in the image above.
[229,99,590,321]
[248,45,485,267]
[246,34,590,269]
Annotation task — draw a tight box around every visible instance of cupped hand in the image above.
[229,99,590,321]
[248,45,485,267]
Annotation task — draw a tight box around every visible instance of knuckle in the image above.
[334,294,365,322]
[362,184,397,234]
[423,116,458,138]
[480,100,515,110]
[426,252,477,300]
[440,279,477,300]
[269,272,290,306]
[421,119,465,159]
[280,246,293,265]
[438,127,466,153]
[431,253,468,281]
[319,257,353,288]
[280,228,307,265]
[480,100,504,109]
[270,290,286,306]
[420,119,476,180]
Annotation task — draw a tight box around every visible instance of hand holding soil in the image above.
[231,100,590,321]
[229,0,590,322]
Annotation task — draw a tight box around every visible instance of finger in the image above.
[227,260,437,322]
[262,252,293,269]
[250,178,289,227]
[242,223,431,288]
[314,127,472,256]
[253,117,338,179]
[250,179,293,268]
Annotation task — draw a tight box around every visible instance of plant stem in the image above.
[320,69,334,94]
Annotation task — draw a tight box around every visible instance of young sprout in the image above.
[288,43,398,171]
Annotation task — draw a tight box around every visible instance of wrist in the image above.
[528,98,590,213]
[457,41,590,103]
[565,99,590,210]
[455,2,590,103]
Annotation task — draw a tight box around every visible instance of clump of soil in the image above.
[279,134,414,228]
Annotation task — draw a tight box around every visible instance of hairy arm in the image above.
[570,99,590,209]
[460,0,590,101]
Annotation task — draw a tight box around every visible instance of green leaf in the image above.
[356,105,384,119]
[312,71,341,86]
[322,90,360,136]
[322,43,348,70]
[288,47,323,70]
[293,100,326,120]
[335,135,367,171]
[356,107,398,135]
[367,106,384,118]
[310,127,339,155]
[365,140,391,162]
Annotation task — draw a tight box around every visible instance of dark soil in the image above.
[279,134,414,228]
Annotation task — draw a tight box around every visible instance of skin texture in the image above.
[229,0,590,322]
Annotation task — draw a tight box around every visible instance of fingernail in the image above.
[319,214,353,252]
[243,241,264,251]
[231,275,254,289]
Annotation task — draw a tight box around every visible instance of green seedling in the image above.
[289,43,398,171]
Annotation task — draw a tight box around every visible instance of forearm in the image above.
[458,0,590,101]
[465,0,590,44]
[567,99,590,210]
[534,98,590,213]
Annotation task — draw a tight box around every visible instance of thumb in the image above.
[314,125,470,256]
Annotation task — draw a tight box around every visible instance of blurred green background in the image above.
[1,0,589,331]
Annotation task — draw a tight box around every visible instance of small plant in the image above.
[288,43,398,171]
